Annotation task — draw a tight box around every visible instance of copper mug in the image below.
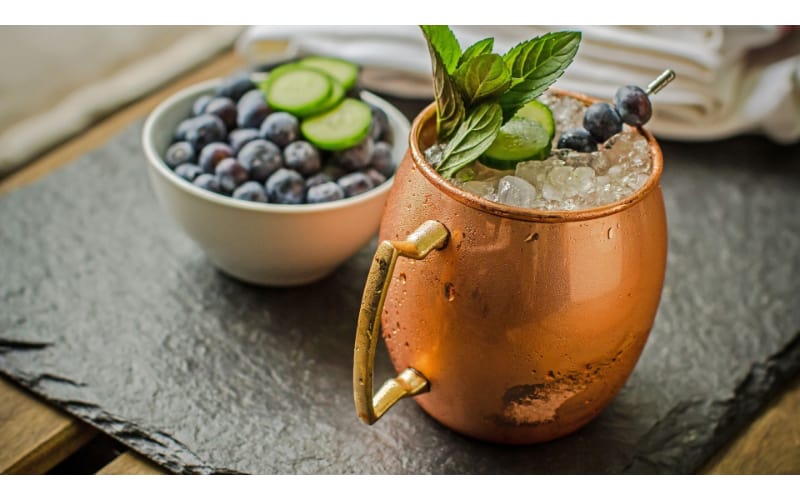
[353,91,667,444]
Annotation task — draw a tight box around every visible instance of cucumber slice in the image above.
[316,79,345,114]
[516,100,555,140]
[298,56,359,90]
[301,98,372,151]
[479,117,552,170]
[264,67,332,117]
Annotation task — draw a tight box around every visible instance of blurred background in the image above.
[1,25,798,177]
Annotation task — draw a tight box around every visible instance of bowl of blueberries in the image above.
[142,57,410,286]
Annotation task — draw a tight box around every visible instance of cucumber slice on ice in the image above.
[298,56,359,90]
[301,98,372,151]
[479,117,552,170]
[265,67,332,117]
[516,100,555,140]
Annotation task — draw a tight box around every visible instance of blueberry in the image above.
[307,181,345,204]
[193,173,222,194]
[174,119,192,141]
[557,127,598,153]
[232,181,268,202]
[192,95,213,116]
[305,172,333,189]
[182,114,227,151]
[320,163,346,180]
[260,111,299,147]
[337,172,375,198]
[583,102,622,143]
[205,97,237,131]
[215,158,249,194]
[369,141,394,178]
[335,137,374,170]
[369,105,390,141]
[237,88,266,108]
[164,141,196,168]
[236,89,270,129]
[198,142,234,174]
[614,85,652,126]
[227,128,261,154]
[266,168,306,204]
[174,163,202,182]
[365,168,387,187]
[216,72,256,102]
[237,139,283,183]
[283,141,321,176]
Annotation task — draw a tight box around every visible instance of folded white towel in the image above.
[238,25,800,144]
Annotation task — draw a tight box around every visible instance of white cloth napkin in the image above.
[238,25,800,144]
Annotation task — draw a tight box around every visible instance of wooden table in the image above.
[1,50,798,475]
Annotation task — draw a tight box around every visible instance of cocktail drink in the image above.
[428,71,675,212]
[353,27,673,444]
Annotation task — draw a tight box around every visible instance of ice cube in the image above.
[461,180,497,198]
[541,182,563,201]
[424,143,447,167]
[604,131,650,170]
[625,173,649,191]
[516,161,554,190]
[471,162,507,182]
[571,166,596,194]
[547,165,576,196]
[496,176,537,208]
[539,93,585,131]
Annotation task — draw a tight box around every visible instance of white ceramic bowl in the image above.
[142,79,410,286]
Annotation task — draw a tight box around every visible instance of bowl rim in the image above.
[142,78,409,214]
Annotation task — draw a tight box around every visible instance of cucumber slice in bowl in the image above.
[301,98,372,151]
[479,117,552,170]
[316,79,345,114]
[264,66,333,117]
[298,56,360,91]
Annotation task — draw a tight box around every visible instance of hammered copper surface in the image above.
[378,95,668,444]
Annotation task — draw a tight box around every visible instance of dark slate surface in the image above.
[1,120,799,474]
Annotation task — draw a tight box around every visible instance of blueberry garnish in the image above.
[583,102,622,143]
[614,85,652,126]
[557,127,598,153]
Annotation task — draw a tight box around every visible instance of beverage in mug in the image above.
[443,92,655,212]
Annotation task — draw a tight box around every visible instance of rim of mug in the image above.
[409,89,664,223]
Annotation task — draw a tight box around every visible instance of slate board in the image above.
[1,118,799,474]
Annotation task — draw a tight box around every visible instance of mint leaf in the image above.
[423,29,464,139]
[453,53,511,106]
[438,102,503,178]
[458,37,494,66]
[499,31,581,122]
[420,25,461,74]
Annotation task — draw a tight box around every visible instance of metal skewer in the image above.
[646,69,676,96]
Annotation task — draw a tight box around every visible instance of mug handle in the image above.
[353,220,449,424]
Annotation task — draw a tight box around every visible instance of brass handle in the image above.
[353,220,449,424]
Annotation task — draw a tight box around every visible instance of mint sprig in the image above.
[453,53,511,106]
[438,102,503,179]
[500,32,582,121]
[458,37,494,66]
[427,42,464,140]
[421,26,581,178]
[420,25,461,74]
